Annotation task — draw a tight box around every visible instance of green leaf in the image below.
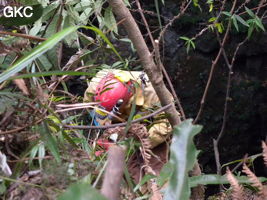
[0,26,79,83]
[193,0,198,7]
[235,15,249,27]
[0,25,122,83]
[39,121,61,163]
[157,162,173,187]
[215,23,223,33]
[190,40,196,49]
[38,143,45,168]
[245,7,255,18]
[57,182,108,200]
[163,119,202,200]
[179,36,190,41]
[222,11,231,17]
[29,144,39,165]
[133,174,156,192]
[248,23,255,39]
[221,153,262,169]
[255,16,266,31]
[189,174,267,188]
[186,42,191,53]
[209,3,213,12]
[208,17,216,23]
[37,55,53,71]
[104,7,118,34]
[232,15,239,32]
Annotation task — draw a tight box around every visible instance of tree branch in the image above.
[101,145,126,200]
[63,103,172,129]
[107,0,181,127]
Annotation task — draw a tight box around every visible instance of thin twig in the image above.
[135,0,187,120]
[56,103,125,122]
[212,0,265,177]
[0,31,46,42]
[194,0,238,123]
[63,103,172,129]
[0,118,44,135]
[157,0,192,43]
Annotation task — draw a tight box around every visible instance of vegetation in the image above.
[0,0,266,199]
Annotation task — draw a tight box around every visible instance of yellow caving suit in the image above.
[84,69,173,148]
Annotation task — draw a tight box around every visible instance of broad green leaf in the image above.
[104,7,118,34]
[163,119,202,200]
[235,15,249,27]
[37,55,53,71]
[189,174,267,187]
[0,26,79,83]
[29,18,43,36]
[57,182,108,200]
[80,8,93,24]
[39,121,61,163]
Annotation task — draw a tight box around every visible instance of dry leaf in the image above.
[226,168,244,200]
[13,79,29,95]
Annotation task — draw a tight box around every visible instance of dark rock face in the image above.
[158,0,267,183]
[195,32,219,54]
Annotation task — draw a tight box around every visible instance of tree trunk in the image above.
[107,0,180,126]
[107,0,204,199]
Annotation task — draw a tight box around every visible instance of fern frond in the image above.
[262,141,267,167]
[242,164,264,196]
[226,168,244,200]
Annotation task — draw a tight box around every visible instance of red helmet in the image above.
[94,73,133,111]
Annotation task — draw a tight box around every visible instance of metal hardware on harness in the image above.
[108,99,124,120]
[139,72,147,87]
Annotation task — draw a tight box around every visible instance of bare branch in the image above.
[101,145,126,200]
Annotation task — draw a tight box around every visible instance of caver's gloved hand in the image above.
[84,69,173,148]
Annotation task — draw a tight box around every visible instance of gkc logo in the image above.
[0,4,43,26]
[3,6,33,18]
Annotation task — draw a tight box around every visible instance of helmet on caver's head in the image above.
[94,73,134,111]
